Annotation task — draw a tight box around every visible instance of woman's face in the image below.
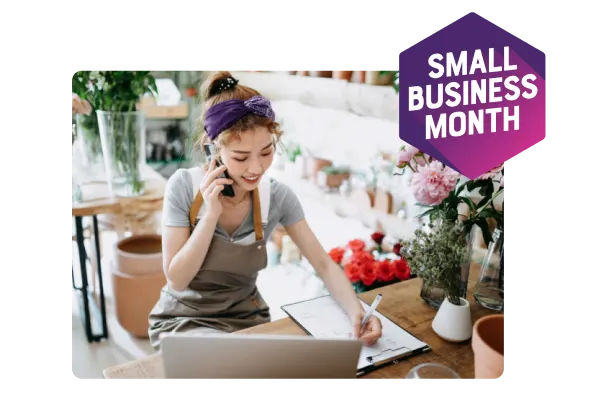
[219,126,274,193]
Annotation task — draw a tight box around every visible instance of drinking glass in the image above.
[405,363,460,379]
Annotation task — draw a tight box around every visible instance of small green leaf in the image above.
[475,219,493,245]
[476,196,491,209]
[479,208,503,220]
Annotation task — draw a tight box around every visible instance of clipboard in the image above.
[281,294,431,376]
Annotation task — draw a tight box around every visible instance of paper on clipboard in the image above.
[281,295,429,371]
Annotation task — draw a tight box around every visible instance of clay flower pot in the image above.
[472,314,504,378]
[333,71,353,81]
[114,234,163,276]
[432,297,472,342]
[111,267,166,338]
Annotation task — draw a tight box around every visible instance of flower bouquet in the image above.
[396,144,503,246]
[328,233,414,294]
[395,145,504,303]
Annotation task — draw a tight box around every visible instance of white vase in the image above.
[432,297,472,342]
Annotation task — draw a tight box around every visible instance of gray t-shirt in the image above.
[162,168,305,241]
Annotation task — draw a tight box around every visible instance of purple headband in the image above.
[204,95,276,140]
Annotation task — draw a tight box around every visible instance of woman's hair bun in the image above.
[204,71,240,99]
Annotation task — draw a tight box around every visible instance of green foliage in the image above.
[379,71,399,94]
[401,219,467,305]
[321,165,350,175]
[72,71,158,112]
[286,143,302,162]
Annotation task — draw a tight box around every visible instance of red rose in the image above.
[350,250,374,267]
[391,259,411,281]
[348,239,366,253]
[360,262,377,286]
[376,259,396,282]
[371,232,385,245]
[344,262,361,283]
[328,247,345,264]
[393,242,403,256]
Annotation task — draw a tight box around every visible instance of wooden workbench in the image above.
[103,264,500,378]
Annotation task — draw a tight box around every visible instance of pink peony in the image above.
[411,161,460,206]
[478,163,504,180]
[500,175,504,187]
[397,144,420,164]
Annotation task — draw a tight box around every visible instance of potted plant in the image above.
[401,218,472,341]
[73,71,158,197]
[283,142,306,178]
[317,165,351,189]
[379,71,399,93]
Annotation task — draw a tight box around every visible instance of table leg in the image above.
[73,216,109,342]
[93,215,109,339]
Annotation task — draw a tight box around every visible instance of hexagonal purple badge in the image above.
[399,12,545,179]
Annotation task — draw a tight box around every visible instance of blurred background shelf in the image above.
[139,103,189,120]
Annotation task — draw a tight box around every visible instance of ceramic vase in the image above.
[432,297,472,342]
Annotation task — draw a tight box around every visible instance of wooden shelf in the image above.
[230,72,398,122]
[139,102,189,120]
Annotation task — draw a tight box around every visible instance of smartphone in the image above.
[204,144,235,197]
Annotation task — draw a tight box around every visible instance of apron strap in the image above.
[189,166,206,227]
[189,190,204,227]
[252,190,263,241]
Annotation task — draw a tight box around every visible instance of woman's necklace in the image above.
[219,192,249,208]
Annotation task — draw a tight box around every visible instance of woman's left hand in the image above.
[351,312,383,346]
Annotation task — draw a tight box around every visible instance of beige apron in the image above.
[148,168,271,349]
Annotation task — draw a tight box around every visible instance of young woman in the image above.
[148,72,382,349]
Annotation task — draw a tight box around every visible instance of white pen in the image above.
[359,293,383,334]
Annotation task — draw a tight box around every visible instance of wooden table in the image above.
[72,164,166,343]
[103,264,501,378]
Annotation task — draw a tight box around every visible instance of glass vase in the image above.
[97,110,146,197]
[75,113,104,179]
[459,224,477,298]
[420,281,446,310]
[72,124,83,203]
[474,229,504,311]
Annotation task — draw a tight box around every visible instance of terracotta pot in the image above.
[365,71,395,85]
[309,71,333,78]
[333,71,353,81]
[308,157,332,182]
[111,267,166,338]
[114,234,162,276]
[317,172,351,189]
[472,314,504,378]
[354,71,366,83]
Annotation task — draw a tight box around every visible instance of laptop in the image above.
[160,332,363,378]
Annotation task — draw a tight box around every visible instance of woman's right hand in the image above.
[201,157,233,218]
